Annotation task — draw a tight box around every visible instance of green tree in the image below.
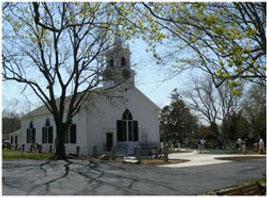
[160,89,198,147]
[112,2,266,88]
[226,110,250,141]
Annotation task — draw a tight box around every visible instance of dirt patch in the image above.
[140,158,189,165]
[79,156,189,165]
[109,157,189,165]
[215,156,265,161]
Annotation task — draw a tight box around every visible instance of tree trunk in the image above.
[55,123,68,159]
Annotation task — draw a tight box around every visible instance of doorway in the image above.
[106,133,113,151]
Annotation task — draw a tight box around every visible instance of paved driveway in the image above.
[2,155,266,195]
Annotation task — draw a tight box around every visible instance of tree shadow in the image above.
[26,159,140,195]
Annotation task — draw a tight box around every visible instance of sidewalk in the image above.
[160,152,266,168]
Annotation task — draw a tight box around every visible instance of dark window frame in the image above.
[64,124,76,144]
[27,121,36,144]
[42,126,53,144]
[117,110,138,142]
[121,57,126,67]
[109,57,114,68]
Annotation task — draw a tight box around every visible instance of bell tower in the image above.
[102,31,136,89]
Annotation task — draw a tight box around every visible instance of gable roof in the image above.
[21,89,99,120]
[6,129,21,136]
[21,86,160,120]
[133,87,160,111]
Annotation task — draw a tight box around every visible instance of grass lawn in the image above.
[2,150,54,160]
[206,149,238,154]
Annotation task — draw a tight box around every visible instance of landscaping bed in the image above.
[203,177,266,195]
[140,158,189,165]
[84,156,189,165]
[215,156,266,161]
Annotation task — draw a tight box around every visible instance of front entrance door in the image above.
[106,133,113,151]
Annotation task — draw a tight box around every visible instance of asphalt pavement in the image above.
[2,154,266,195]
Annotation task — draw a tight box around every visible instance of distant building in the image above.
[20,35,160,155]
[6,129,21,144]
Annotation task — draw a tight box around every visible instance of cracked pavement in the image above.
[2,155,266,195]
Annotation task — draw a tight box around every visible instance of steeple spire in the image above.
[114,25,123,47]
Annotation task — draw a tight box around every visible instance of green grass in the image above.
[2,150,54,160]
[206,149,238,154]
[257,177,266,185]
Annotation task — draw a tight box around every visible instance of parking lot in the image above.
[3,153,266,195]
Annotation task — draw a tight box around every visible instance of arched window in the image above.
[64,120,76,144]
[27,121,35,143]
[122,109,132,120]
[42,118,53,144]
[121,57,126,67]
[117,109,138,142]
[109,57,114,68]
[29,121,33,128]
[45,118,50,127]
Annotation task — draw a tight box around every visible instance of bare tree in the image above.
[2,99,22,135]
[2,2,116,158]
[185,75,240,148]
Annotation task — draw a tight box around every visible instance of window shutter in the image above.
[65,128,69,144]
[128,121,133,141]
[117,120,124,141]
[70,124,76,144]
[48,127,53,143]
[121,121,127,141]
[32,129,36,143]
[45,128,47,143]
[133,121,138,141]
[42,128,44,143]
[27,129,29,143]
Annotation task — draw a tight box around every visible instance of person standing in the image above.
[197,140,201,153]
[237,138,243,152]
[258,138,265,154]
[53,137,58,153]
[200,139,206,154]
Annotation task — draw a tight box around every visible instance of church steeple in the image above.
[102,30,135,89]
[114,26,123,48]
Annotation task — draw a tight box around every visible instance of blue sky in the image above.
[2,38,198,113]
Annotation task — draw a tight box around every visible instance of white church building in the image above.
[20,35,160,155]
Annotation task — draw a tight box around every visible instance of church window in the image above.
[42,118,53,144]
[117,109,138,142]
[122,109,132,120]
[109,57,114,68]
[70,124,76,143]
[117,120,127,141]
[27,121,36,143]
[11,136,13,144]
[65,123,76,144]
[121,57,126,67]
